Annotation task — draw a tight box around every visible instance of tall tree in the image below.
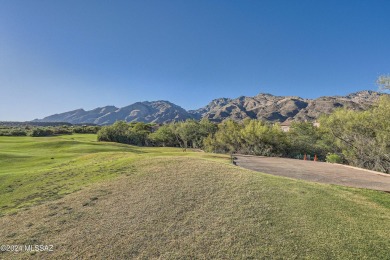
[319,96,390,173]
[377,75,390,92]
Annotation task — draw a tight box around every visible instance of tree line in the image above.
[97,95,390,174]
[0,125,100,137]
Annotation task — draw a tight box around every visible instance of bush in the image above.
[326,153,342,163]
[0,130,11,136]
[0,129,28,136]
[203,119,288,156]
[31,128,54,137]
[73,126,100,134]
[149,125,177,147]
[286,122,330,161]
[10,129,27,136]
[320,96,390,173]
[53,127,73,135]
[97,121,152,146]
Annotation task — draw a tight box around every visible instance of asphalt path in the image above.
[235,155,390,192]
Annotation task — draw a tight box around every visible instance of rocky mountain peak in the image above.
[35,90,387,125]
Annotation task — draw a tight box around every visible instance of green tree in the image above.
[319,96,390,173]
[149,124,177,147]
[97,121,152,146]
[287,122,330,160]
[240,120,288,156]
[31,128,54,137]
[192,119,218,148]
[204,120,243,153]
[377,75,390,92]
[174,120,200,150]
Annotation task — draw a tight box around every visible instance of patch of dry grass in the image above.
[0,135,229,215]
[1,157,389,259]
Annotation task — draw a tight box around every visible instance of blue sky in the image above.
[1,0,389,120]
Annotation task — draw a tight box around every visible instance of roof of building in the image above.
[280,120,292,126]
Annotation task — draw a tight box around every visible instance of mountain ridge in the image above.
[34,90,387,125]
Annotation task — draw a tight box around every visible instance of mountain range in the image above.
[34,90,386,125]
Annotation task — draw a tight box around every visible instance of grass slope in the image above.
[0,134,226,215]
[0,135,389,259]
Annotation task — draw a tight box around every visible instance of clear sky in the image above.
[1,0,389,121]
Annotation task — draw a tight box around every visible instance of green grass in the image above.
[0,134,227,214]
[0,135,389,259]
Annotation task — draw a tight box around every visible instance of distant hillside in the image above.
[35,91,386,125]
[190,90,384,122]
[35,101,194,125]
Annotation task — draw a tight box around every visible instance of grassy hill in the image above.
[0,135,389,259]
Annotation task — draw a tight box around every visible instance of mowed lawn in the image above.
[0,134,227,215]
[0,135,389,259]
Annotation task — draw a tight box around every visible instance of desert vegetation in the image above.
[96,96,390,173]
[0,124,100,137]
[2,0,390,258]
[0,134,389,259]
[320,95,390,173]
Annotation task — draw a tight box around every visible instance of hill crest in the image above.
[35,91,386,125]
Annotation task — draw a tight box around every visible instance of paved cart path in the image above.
[235,155,390,192]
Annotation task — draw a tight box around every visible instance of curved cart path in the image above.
[235,155,390,192]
